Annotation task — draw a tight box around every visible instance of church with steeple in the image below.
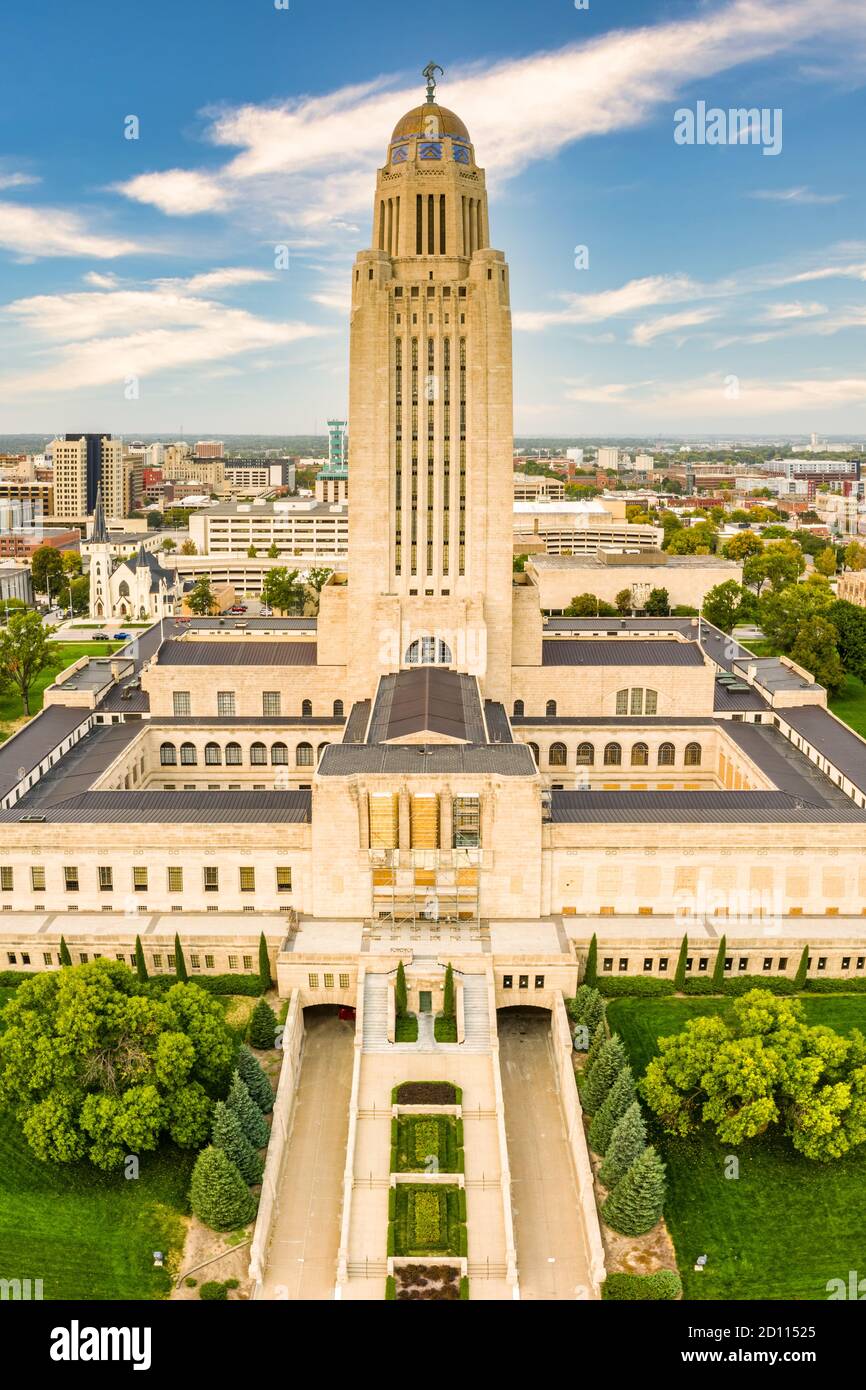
[88,483,180,622]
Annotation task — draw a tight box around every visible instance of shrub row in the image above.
[805,977,866,993]
[597,974,866,998]
[602,1270,682,1301]
[144,972,263,997]
[597,978,675,998]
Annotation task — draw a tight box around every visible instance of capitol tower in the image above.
[345,65,514,702]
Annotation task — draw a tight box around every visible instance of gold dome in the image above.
[390,103,470,143]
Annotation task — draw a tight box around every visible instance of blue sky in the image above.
[0,0,864,437]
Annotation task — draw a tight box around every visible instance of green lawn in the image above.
[829,673,866,739]
[0,640,124,736]
[395,1014,419,1042]
[394,1114,461,1172]
[0,980,195,1299]
[607,995,866,1301]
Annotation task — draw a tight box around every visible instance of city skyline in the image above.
[0,0,864,434]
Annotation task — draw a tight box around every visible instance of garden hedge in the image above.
[597,978,675,998]
[602,1270,682,1301]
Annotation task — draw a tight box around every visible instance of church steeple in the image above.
[91,482,108,544]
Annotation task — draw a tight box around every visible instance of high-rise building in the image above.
[52,434,124,521]
[596,446,619,472]
[327,420,347,469]
[345,81,513,699]
[195,440,224,459]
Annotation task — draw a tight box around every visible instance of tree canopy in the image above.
[0,610,55,714]
[641,990,866,1161]
[0,960,237,1169]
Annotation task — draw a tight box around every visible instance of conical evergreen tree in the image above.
[258,932,272,991]
[249,997,277,1050]
[227,1071,270,1149]
[134,934,148,983]
[584,1021,607,1075]
[711,934,727,991]
[174,933,188,983]
[59,936,72,966]
[674,934,689,991]
[395,960,408,1016]
[568,985,606,1036]
[601,1145,666,1236]
[211,1101,264,1185]
[588,1066,636,1156]
[793,944,809,991]
[584,933,598,988]
[599,1102,647,1190]
[443,963,455,1019]
[237,1044,274,1113]
[189,1146,257,1230]
[582,1034,628,1114]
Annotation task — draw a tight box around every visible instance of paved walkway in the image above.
[259,1012,354,1300]
[499,1011,592,1300]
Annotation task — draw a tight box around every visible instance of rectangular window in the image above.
[630,688,642,715]
[133,866,148,892]
[643,958,653,972]
[502,974,513,989]
[698,957,708,972]
[228,955,238,970]
[738,958,748,972]
[167,866,183,892]
[308,973,319,989]
[173,691,191,717]
[602,958,613,972]
[43,952,53,965]
[534,974,545,989]
[168,954,175,969]
[818,956,827,971]
[615,690,628,716]
[64,866,79,892]
[79,953,88,964]
[31,866,45,891]
[243,955,253,971]
[98,866,113,892]
[0,866,12,891]
[276,867,292,893]
[217,691,236,717]
[263,691,281,716]
[204,954,214,970]
[658,958,669,972]
[645,689,658,714]
[618,958,628,973]
[6,953,15,964]
[842,956,851,970]
[152,954,162,969]
[190,955,201,969]
[763,957,772,971]
[239,867,255,893]
[339,973,350,989]
[203,867,219,892]
[453,795,481,847]
[324,973,335,989]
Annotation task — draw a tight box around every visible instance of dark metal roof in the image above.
[156,639,317,666]
[484,701,513,744]
[720,722,836,805]
[0,789,312,825]
[713,681,767,712]
[184,617,317,631]
[780,706,866,794]
[99,686,151,713]
[367,669,486,744]
[18,722,143,809]
[0,705,92,799]
[512,715,717,727]
[548,789,866,824]
[318,742,536,776]
[154,715,344,727]
[343,701,371,743]
[541,639,705,667]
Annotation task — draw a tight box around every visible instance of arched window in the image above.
[549,741,567,767]
[180,742,197,766]
[205,742,221,766]
[333,699,344,718]
[576,741,594,766]
[225,742,242,765]
[527,742,540,765]
[615,689,629,716]
[513,699,524,717]
[271,742,288,765]
[604,742,622,766]
[645,689,658,715]
[684,741,702,766]
[405,635,453,665]
[631,742,649,767]
[546,699,557,717]
[296,741,313,767]
[301,699,312,718]
[118,580,129,598]
[658,742,675,766]
[317,742,330,759]
[160,742,176,766]
[250,741,267,765]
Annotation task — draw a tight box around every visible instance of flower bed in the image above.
[390,1183,466,1257]
[392,1081,461,1106]
[393,1114,463,1173]
[389,1263,468,1301]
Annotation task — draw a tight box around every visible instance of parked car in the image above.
[114,631,132,641]
[229,605,247,614]
[259,606,273,617]
[93,632,110,641]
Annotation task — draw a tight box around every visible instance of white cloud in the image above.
[630,307,720,346]
[115,0,866,232]
[564,372,866,418]
[83,271,120,288]
[763,300,827,319]
[2,279,328,394]
[514,275,701,332]
[0,202,143,260]
[0,172,40,191]
[181,267,272,293]
[749,186,845,204]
